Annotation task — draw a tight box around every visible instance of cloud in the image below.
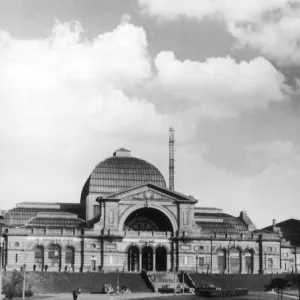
[228,10,300,65]
[245,140,300,225]
[151,51,290,119]
[0,21,168,208]
[0,19,299,228]
[138,0,290,22]
[138,0,300,65]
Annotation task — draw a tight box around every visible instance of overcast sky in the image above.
[0,0,300,228]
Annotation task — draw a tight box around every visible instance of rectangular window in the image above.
[184,256,188,265]
[267,258,273,268]
[93,205,100,218]
[109,210,114,223]
[15,254,18,263]
[198,257,205,266]
[183,212,188,225]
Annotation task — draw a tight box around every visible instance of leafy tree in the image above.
[3,270,33,299]
[265,278,292,300]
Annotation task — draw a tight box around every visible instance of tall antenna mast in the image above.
[169,127,175,190]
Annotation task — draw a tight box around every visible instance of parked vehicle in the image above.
[102,284,114,294]
[197,284,221,291]
[158,284,180,294]
[196,284,221,296]
[196,284,248,298]
[158,284,194,294]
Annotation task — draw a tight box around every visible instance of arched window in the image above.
[65,246,74,265]
[230,248,241,274]
[48,244,61,268]
[34,246,44,268]
[245,250,254,274]
[156,247,167,271]
[217,249,226,274]
[128,246,139,271]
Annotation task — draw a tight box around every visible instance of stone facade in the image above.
[0,148,294,274]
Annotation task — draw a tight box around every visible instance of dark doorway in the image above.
[156,247,167,271]
[230,248,241,274]
[48,244,61,268]
[142,246,153,271]
[245,250,254,274]
[128,246,140,271]
[217,250,226,274]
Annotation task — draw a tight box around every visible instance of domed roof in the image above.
[82,148,166,198]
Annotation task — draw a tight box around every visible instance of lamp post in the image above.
[0,234,4,300]
[22,249,27,300]
[117,252,119,295]
[173,266,176,296]
[210,236,213,274]
[228,244,230,274]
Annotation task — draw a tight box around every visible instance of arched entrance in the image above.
[142,246,153,271]
[34,246,44,269]
[245,250,254,274]
[230,248,241,274]
[217,249,226,274]
[48,244,61,269]
[65,246,75,267]
[156,247,167,271]
[128,246,140,272]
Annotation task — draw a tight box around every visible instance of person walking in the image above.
[72,288,81,300]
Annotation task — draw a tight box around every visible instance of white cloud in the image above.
[138,0,300,65]
[138,0,290,22]
[176,139,300,228]
[228,11,300,65]
[0,19,299,228]
[152,51,289,119]
[246,140,300,225]
[0,21,167,208]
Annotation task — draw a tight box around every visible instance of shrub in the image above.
[3,270,34,299]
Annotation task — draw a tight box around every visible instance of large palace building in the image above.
[0,130,298,274]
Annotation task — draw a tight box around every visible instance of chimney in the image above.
[272,219,276,227]
[169,127,175,190]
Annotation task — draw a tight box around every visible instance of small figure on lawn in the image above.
[72,288,81,300]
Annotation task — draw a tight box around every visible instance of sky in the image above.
[0,0,300,228]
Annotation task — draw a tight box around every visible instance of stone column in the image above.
[227,250,230,274]
[44,249,49,270]
[167,252,171,271]
[61,251,66,271]
[153,252,156,271]
[173,242,177,271]
[241,253,245,274]
[139,252,142,272]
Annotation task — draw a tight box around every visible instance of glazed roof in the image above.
[81,149,166,201]
[0,202,84,227]
[27,212,86,228]
[195,212,249,233]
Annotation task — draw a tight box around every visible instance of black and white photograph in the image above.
[0,1,300,299]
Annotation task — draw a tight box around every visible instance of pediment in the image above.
[101,183,197,204]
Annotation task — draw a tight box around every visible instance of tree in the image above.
[265,278,292,300]
[3,270,33,299]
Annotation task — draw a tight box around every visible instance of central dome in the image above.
[83,148,166,197]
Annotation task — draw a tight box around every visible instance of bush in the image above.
[3,270,34,299]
